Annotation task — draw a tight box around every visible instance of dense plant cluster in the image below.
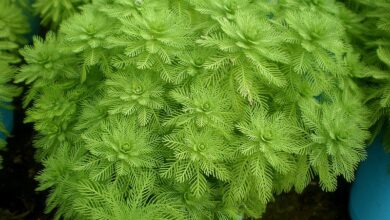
[343,0,390,147]
[15,0,381,219]
[0,0,28,168]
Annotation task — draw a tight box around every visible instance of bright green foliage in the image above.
[162,126,232,197]
[0,0,29,167]
[25,86,81,157]
[72,173,185,220]
[166,83,235,132]
[16,33,79,105]
[35,145,85,219]
[60,9,118,80]
[100,68,167,126]
[300,97,370,190]
[227,108,305,204]
[343,0,390,148]
[19,0,375,219]
[0,0,29,68]
[33,0,91,28]
[80,115,163,181]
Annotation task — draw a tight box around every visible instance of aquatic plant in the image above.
[0,0,29,168]
[18,0,375,218]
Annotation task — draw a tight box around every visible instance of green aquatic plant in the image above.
[18,0,375,219]
[0,0,29,168]
[33,0,91,28]
[342,0,390,148]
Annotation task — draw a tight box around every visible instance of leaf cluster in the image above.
[342,0,390,149]
[0,0,29,167]
[18,0,375,219]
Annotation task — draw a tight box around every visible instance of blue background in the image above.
[350,136,390,220]
[0,108,14,140]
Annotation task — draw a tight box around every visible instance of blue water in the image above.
[0,108,14,139]
[350,136,390,220]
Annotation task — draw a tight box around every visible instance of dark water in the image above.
[261,180,351,220]
[0,98,50,220]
